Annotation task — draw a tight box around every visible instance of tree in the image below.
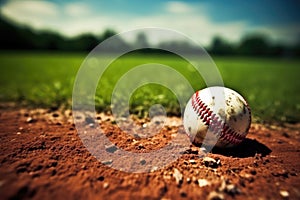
[237,34,270,56]
[101,29,117,41]
[69,33,99,51]
[292,35,300,56]
[210,36,234,55]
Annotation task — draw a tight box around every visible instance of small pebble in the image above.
[102,160,113,165]
[173,168,183,185]
[103,182,109,189]
[203,157,216,163]
[17,132,21,135]
[241,173,254,182]
[105,145,118,153]
[189,159,196,164]
[225,184,240,196]
[89,123,95,128]
[198,179,209,187]
[186,177,191,183]
[279,190,289,198]
[203,157,221,168]
[85,116,94,124]
[154,120,161,125]
[200,147,208,153]
[150,166,158,172]
[26,117,35,123]
[186,147,199,154]
[140,159,146,165]
[207,191,224,200]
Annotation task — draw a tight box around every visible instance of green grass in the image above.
[215,57,300,123]
[0,52,299,123]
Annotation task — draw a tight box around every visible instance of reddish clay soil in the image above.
[0,105,299,200]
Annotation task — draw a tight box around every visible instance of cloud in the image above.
[0,0,63,32]
[0,0,298,46]
[64,2,91,17]
[1,0,59,28]
[0,0,97,34]
[124,8,247,46]
[165,1,194,14]
[2,0,59,17]
[0,0,249,45]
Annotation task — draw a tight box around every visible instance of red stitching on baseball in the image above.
[191,91,245,145]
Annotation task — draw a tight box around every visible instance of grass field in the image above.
[0,52,299,123]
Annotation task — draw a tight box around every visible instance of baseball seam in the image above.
[191,91,245,145]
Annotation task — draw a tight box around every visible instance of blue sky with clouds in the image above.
[1,0,299,45]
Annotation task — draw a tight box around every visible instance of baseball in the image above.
[183,86,251,148]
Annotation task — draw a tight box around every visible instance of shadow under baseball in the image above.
[211,138,272,158]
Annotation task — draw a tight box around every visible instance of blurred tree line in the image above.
[209,35,300,57]
[1,16,299,57]
[0,16,117,51]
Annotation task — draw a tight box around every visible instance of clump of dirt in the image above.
[0,106,299,199]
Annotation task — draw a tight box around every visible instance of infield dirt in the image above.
[0,105,299,200]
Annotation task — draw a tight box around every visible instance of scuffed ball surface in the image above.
[184,86,251,148]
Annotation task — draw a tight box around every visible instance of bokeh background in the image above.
[1,0,300,53]
[0,0,299,123]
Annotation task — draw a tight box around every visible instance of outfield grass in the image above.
[0,52,299,123]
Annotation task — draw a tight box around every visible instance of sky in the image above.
[0,0,299,46]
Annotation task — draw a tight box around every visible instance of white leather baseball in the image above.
[183,86,251,148]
